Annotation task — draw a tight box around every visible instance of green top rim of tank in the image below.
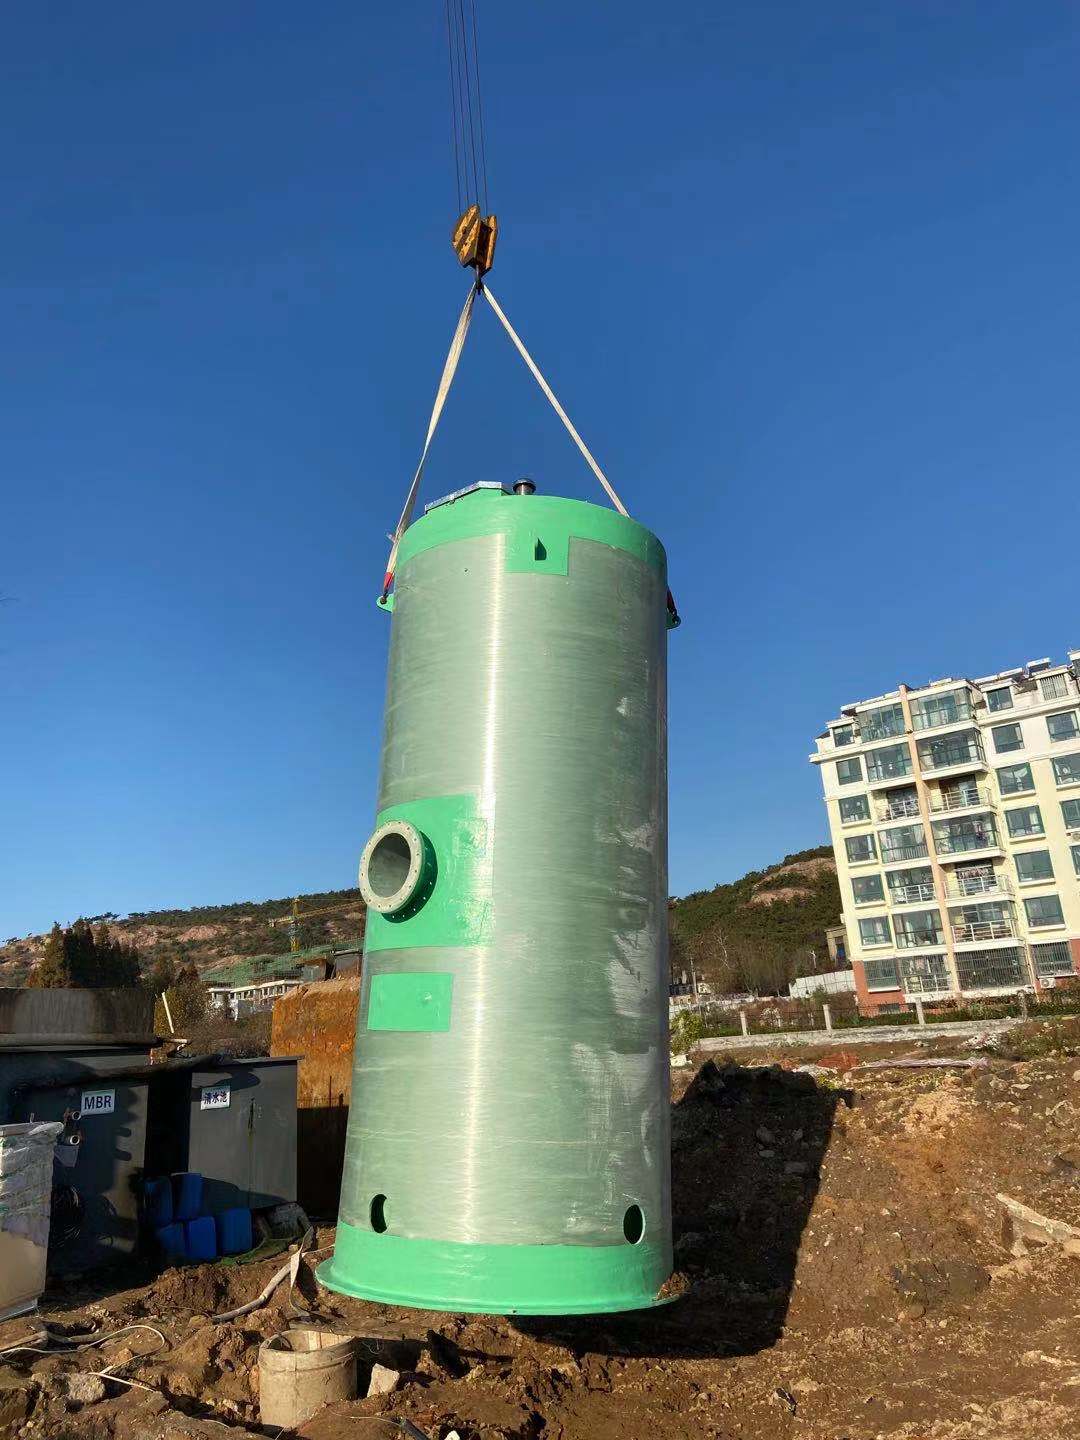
[395,485,667,575]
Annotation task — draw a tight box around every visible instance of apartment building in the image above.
[811,652,1080,1015]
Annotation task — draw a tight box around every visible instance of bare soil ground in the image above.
[3,1023,1080,1440]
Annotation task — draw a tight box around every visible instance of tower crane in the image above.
[268,897,363,954]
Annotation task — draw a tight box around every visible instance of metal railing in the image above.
[900,956,952,994]
[947,872,1011,898]
[866,757,915,783]
[880,843,930,864]
[889,881,937,904]
[929,785,991,813]
[955,947,1029,990]
[895,929,946,949]
[919,740,986,773]
[952,919,1015,943]
[934,830,999,856]
[877,795,920,820]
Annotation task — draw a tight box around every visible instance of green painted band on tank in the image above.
[363,794,492,952]
[317,1220,673,1316]
[395,487,667,577]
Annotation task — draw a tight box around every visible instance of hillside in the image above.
[0,888,366,987]
[2,848,840,994]
[670,845,842,995]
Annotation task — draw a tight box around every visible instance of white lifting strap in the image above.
[382,282,478,597]
[480,284,630,518]
[381,281,633,598]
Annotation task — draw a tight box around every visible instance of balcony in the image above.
[900,954,952,996]
[952,918,1016,944]
[864,745,915,787]
[880,846,931,868]
[876,794,920,821]
[933,824,1001,858]
[889,880,937,905]
[918,733,987,776]
[895,927,946,950]
[856,704,906,744]
[946,871,1012,899]
[928,784,993,814]
[910,691,973,732]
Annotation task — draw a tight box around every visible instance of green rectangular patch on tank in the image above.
[367,972,454,1032]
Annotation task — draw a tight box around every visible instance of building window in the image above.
[858,702,905,742]
[836,757,863,785]
[1063,799,1080,830]
[1015,850,1054,884]
[859,916,892,947]
[839,794,871,823]
[862,957,901,991]
[832,723,855,747]
[996,762,1034,796]
[911,690,971,730]
[1072,844,1080,876]
[845,833,877,864]
[879,824,928,863]
[865,743,913,783]
[852,874,885,905]
[1052,754,1080,787]
[1031,941,1074,979]
[985,686,1013,712]
[1005,805,1044,839]
[955,947,1027,990]
[1040,674,1070,701]
[1047,711,1080,743]
[894,909,944,948]
[991,722,1024,754]
[1024,894,1065,928]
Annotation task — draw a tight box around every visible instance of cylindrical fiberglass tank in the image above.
[318,481,674,1314]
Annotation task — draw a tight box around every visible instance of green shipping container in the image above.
[317,481,675,1314]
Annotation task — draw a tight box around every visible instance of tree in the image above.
[146,956,177,995]
[28,919,142,989]
[169,965,209,1026]
[31,923,74,988]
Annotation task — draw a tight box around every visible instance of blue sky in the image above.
[3,2,1079,938]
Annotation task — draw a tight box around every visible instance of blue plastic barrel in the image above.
[156,1222,186,1260]
[172,1172,203,1221]
[216,1207,253,1256]
[144,1176,173,1227]
[185,1215,217,1262]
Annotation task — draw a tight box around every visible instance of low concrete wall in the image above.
[696,1016,1020,1052]
[270,977,359,1216]
[0,987,156,1042]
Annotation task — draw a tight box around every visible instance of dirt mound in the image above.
[6,1046,1080,1439]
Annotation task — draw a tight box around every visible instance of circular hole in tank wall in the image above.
[370,1194,389,1233]
[623,1204,645,1244]
[367,832,413,899]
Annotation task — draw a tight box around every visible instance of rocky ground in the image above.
[2,1021,1079,1440]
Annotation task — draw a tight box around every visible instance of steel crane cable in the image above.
[444,0,489,212]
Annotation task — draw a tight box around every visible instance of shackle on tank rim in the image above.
[358,819,435,917]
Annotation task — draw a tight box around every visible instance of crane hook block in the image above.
[452,204,497,276]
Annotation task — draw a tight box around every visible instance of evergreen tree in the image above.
[31,923,74,988]
[27,919,142,990]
